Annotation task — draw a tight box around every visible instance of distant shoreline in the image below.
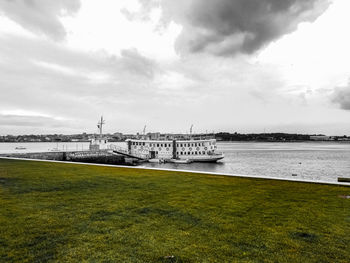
[1,140,350,143]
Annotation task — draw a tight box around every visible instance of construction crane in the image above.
[190,124,193,139]
[97,116,105,137]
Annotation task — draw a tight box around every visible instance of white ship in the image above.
[124,138,224,163]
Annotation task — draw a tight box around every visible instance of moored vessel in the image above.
[15,146,26,150]
[124,138,224,163]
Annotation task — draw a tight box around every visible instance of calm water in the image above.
[1,141,350,183]
[142,142,350,183]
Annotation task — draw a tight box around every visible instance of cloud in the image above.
[0,0,80,40]
[141,0,329,56]
[0,34,162,133]
[0,113,67,128]
[332,82,350,110]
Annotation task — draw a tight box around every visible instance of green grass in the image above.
[0,159,349,263]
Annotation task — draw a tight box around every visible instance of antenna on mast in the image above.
[143,125,147,136]
[190,124,193,139]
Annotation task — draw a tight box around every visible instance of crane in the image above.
[97,116,105,137]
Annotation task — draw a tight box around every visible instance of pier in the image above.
[0,150,130,165]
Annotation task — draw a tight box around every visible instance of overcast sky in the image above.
[0,0,349,135]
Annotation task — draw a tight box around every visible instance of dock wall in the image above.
[0,150,127,165]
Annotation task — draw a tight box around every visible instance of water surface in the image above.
[1,141,349,183]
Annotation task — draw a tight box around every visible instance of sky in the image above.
[0,0,349,135]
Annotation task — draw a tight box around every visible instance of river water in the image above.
[1,141,350,183]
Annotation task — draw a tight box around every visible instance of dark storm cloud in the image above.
[332,83,350,110]
[0,0,80,40]
[181,0,330,55]
[142,0,329,56]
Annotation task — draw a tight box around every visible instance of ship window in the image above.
[143,142,145,146]
[202,151,205,154]
[188,152,190,155]
[157,143,159,147]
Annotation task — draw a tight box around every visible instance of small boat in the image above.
[15,146,26,150]
[50,148,60,152]
[148,159,166,163]
[149,158,161,163]
[169,159,192,164]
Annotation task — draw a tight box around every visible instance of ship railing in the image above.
[108,144,148,159]
[108,144,127,153]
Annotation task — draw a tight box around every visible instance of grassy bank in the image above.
[0,159,349,262]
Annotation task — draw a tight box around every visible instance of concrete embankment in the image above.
[0,150,130,165]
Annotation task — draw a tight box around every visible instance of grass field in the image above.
[0,159,349,262]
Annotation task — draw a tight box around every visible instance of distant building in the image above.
[147,132,160,140]
[113,132,123,140]
[310,135,332,141]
